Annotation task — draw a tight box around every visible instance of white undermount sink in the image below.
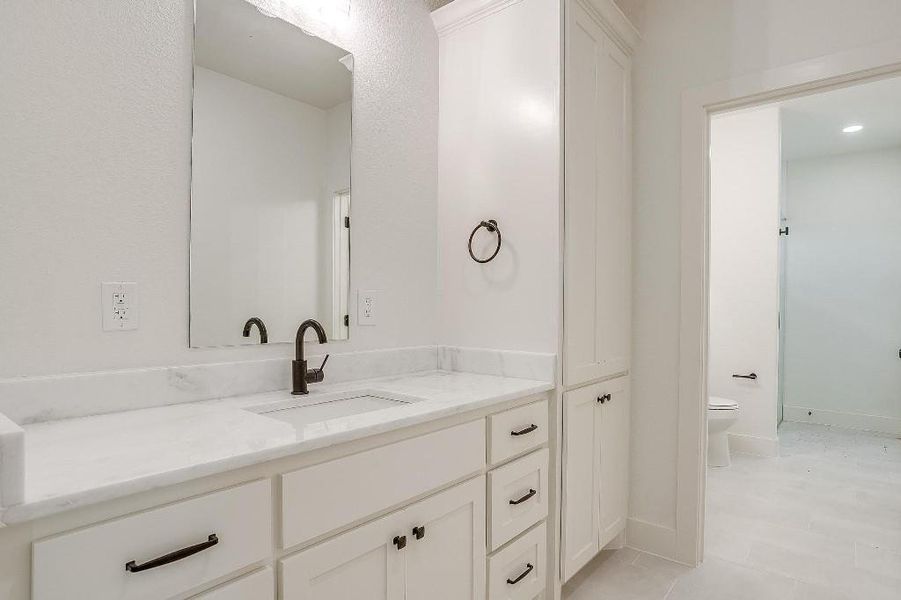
[249,390,422,430]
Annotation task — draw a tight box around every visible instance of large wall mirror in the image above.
[190,0,352,347]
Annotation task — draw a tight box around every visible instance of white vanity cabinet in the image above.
[26,393,553,600]
[562,376,630,581]
[281,476,486,600]
[563,0,633,389]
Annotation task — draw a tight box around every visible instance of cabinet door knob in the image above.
[509,488,537,505]
[393,535,407,550]
[597,393,611,404]
[511,424,538,436]
[506,563,534,585]
[412,526,425,540]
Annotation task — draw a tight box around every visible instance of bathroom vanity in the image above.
[0,368,555,599]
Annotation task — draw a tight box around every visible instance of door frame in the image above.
[676,38,901,566]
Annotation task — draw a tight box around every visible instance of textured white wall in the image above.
[629,0,901,531]
[783,149,901,426]
[708,106,780,449]
[435,0,561,354]
[0,0,438,378]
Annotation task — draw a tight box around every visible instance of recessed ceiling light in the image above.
[842,124,864,133]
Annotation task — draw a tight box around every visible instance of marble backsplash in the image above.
[0,345,556,425]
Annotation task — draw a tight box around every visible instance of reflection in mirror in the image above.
[190,0,352,347]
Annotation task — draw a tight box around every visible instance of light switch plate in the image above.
[358,290,378,326]
[102,282,138,331]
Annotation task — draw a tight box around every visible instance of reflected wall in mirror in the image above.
[190,0,352,347]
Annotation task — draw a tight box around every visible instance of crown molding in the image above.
[577,0,641,54]
[430,0,524,38]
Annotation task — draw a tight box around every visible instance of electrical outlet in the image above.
[102,282,138,331]
[358,290,378,326]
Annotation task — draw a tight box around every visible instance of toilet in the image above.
[707,397,739,467]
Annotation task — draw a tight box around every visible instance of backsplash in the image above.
[0,346,555,425]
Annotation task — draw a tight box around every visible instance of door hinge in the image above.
[344,314,349,327]
[779,226,790,236]
[344,216,350,229]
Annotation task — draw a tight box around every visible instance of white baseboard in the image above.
[728,432,779,457]
[625,518,677,559]
[783,405,901,435]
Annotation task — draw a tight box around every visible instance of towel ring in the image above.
[468,219,502,263]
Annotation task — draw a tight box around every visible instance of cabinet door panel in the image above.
[562,385,600,581]
[404,477,486,600]
[598,377,630,547]
[280,510,404,600]
[564,1,632,387]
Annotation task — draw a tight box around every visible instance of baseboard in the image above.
[625,518,677,559]
[728,432,779,457]
[783,405,901,435]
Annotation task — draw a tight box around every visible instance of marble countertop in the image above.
[0,370,553,525]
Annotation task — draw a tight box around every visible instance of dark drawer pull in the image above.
[597,393,611,404]
[393,535,407,550]
[511,424,538,437]
[507,563,534,585]
[509,489,537,505]
[732,373,758,380]
[412,526,425,540]
[125,534,218,573]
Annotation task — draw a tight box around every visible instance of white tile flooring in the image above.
[563,422,901,600]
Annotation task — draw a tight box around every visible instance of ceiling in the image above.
[780,75,901,161]
[194,0,352,109]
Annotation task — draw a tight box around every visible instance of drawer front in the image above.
[33,480,272,600]
[282,420,486,549]
[488,400,548,465]
[191,567,274,599]
[488,449,549,551]
[488,523,547,600]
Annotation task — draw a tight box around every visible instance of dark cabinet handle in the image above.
[412,526,425,540]
[509,489,537,505]
[597,393,611,404]
[393,535,407,550]
[511,424,538,437]
[732,373,757,380]
[507,563,534,585]
[125,534,218,573]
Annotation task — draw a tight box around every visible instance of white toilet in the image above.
[707,397,739,467]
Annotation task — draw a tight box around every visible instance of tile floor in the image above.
[562,422,901,600]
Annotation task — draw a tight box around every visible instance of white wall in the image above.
[708,106,780,456]
[0,0,438,378]
[191,66,326,347]
[435,0,561,354]
[629,0,901,540]
[782,148,901,433]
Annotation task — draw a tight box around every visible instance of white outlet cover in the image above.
[358,290,379,326]
[102,282,138,331]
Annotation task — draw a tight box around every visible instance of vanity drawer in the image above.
[32,480,271,600]
[191,567,274,599]
[488,399,548,465]
[488,449,549,550]
[488,523,547,600]
[282,419,486,549]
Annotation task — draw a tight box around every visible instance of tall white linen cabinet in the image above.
[432,0,636,594]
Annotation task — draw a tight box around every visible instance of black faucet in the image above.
[293,319,329,395]
[242,317,268,344]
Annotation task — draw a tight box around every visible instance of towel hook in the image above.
[468,219,502,263]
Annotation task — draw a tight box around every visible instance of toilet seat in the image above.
[708,397,738,410]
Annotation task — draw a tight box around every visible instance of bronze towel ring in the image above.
[468,219,502,263]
